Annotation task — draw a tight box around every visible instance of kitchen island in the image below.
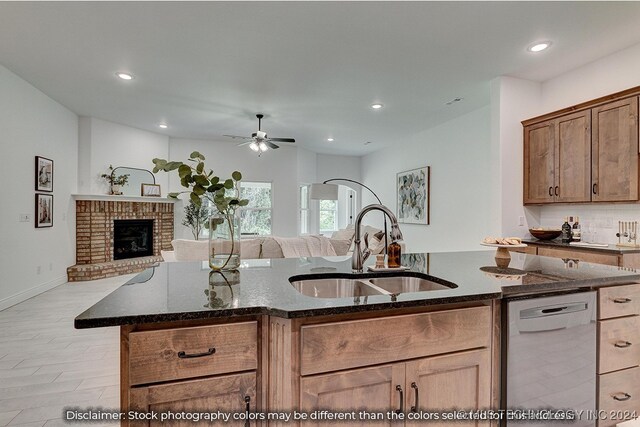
[76,251,640,426]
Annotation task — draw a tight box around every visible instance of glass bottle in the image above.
[387,241,402,268]
[572,216,581,242]
[561,217,572,243]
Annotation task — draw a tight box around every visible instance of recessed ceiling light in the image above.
[371,103,383,110]
[446,97,464,106]
[527,41,552,52]
[116,72,134,80]
[327,138,334,142]
[158,123,168,129]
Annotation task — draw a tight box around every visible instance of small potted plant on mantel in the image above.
[101,165,129,195]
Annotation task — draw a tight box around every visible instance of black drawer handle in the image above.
[549,186,553,197]
[410,382,419,412]
[613,297,632,304]
[396,385,403,414]
[244,396,251,427]
[613,392,631,402]
[177,347,216,359]
[614,341,633,348]
[555,186,559,196]
[593,183,598,195]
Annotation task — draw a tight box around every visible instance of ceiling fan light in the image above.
[259,142,268,152]
[249,141,260,152]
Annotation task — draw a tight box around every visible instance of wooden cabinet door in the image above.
[592,97,639,202]
[405,349,491,427]
[524,120,556,204]
[300,363,405,426]
[128,372,256,427]
[555,110,592,202]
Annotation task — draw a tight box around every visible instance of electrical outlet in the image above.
[518,216,525,226]
[36,265,41,275]
[19,214,31,222]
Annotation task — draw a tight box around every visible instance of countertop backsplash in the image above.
[529,203,640,244]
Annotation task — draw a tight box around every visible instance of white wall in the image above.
[78,117,169,194]
[0,65,78,309]
[169,139,299,238]
[361,106,494,253]
[498,42,640,239]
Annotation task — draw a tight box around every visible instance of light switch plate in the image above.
[19,214,31,222]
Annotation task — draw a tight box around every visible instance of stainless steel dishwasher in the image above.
[505,291,596,427]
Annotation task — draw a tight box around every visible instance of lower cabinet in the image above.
[129,372,257,427]
[300,349,491,427]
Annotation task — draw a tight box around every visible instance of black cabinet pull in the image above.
[410,382,419,412]
[615,341,632,348]
[549,186,553,197]
[593,183,598,195]
[244,396,251,427]
[555,186,559,196]
[396,385,404,414]
[614,297,632,304]
[613,392,631,402]
[177,347,216,359]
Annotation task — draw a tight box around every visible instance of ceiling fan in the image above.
[224,114,295,155]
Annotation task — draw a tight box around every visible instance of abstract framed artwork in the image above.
[35,156,53,192]
[35,193,53,228]
[397,166,430,225]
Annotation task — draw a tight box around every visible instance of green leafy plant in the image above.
[152,152,248,269]
[182,200,210,240]
[100,165,130,186]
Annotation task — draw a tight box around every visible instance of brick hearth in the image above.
[67,198,174,281]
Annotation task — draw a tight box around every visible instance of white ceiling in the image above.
[1,2,640,156]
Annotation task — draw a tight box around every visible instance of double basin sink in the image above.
[289,272,457,299]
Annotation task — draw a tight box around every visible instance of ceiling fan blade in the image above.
[264,140,280,149]
[237,140,256,147]
[223,134,252,140]
[269,137,295,143]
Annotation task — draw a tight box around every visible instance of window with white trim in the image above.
[239,182,272,237]
[319,199,338,235]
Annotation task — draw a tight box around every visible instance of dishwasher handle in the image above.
[519,302,589,319]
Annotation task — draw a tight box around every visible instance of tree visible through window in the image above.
[239,182,272,236]
[319,199,338,234]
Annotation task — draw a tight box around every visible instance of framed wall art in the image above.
[35,156,53,192]
[141,183,161,197]
[35,193,53,228]
[397,166,430,225]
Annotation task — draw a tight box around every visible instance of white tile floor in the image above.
[0,275,134,426]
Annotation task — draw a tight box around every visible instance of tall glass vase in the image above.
[208,211,241,271]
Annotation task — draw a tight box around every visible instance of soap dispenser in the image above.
[387,241,402,268]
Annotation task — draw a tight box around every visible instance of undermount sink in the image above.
[289,273,457,299]
[368,276,451,294]
[290,278,382,298]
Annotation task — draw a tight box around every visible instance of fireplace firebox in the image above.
[113,219,154,260]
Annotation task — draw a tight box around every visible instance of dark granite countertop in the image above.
[75,251,640,328]
[522,238,640,254]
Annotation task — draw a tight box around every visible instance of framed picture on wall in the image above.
[35,156,53,192]
[397,166,430,225]
[141,183,161,197]
[35,193,53,228]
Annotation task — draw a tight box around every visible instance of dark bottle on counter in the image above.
[572,216,581,242]
[562,217,572,243]
[387,241,402,268]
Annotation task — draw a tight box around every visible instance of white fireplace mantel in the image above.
[72,194,181,203]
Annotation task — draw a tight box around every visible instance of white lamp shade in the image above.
[309,183,339,200]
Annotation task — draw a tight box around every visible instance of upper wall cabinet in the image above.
[524,110,591,204]
[523,88,640,206]
[592,97,639,202]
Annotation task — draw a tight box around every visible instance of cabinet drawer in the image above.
[599,284,640,319]
[598,367,640,427]
[598,316,640,374]
[537,247,618,266]
[129,322,257,385]
[300,306,491,376]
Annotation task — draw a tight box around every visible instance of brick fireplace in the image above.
[67,197,175,281]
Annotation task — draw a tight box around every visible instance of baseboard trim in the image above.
[0,275,67,311]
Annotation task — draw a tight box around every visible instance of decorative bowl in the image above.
[529,228,562,240]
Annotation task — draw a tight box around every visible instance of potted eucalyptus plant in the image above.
[152,152,248,271]
[100,165,130,195]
